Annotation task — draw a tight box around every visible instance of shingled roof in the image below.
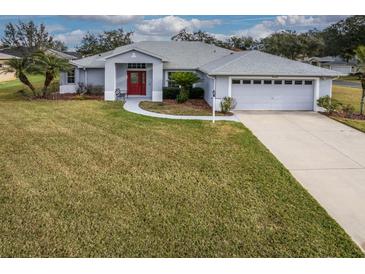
[71,41,342,77]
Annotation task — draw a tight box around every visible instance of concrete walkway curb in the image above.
[123,97,239,122]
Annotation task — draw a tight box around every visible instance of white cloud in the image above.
[54,29,86,48]
[67,15,143,24]
[135,15,221,36]
[275,15,318,27]
[234,15,349,39]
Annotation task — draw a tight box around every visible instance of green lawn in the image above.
[140,100,229,116]
[0,79,363,257]
[0,75,45,100]
[332,85,365,132]
[338,75,361,82]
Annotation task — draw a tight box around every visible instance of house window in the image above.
[294,80,303,85]
[67,69,75,84]
[232,79,241,84]
[304,80,313,85]
[0,64,3,68]
[167,72,180,87]
[128,63,146,69]
[263,80,272,85]
[274,80,282,85]
[284,80,293,85]
[253,80,261,84]
[242,80,251,84]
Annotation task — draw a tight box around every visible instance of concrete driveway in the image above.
[235,111,365,251]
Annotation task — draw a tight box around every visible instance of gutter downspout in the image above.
[207,75,216,123]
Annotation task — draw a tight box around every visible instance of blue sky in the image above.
[0,15,347,50]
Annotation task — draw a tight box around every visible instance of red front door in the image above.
[127,71,146,95]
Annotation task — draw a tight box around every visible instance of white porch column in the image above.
[152,62,163,102]
[313,78,320,111]
[104,61,116,101]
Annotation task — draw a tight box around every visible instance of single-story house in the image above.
[307,56,357,75]
[60,41,342,111]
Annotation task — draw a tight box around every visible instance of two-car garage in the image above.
[200,50,338,111]
[231,78,315,111]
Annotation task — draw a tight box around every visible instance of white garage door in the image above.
[231,79,314,110]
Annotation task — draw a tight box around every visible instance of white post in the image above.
[212,91,216,123]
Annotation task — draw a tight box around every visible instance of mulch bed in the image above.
[162,99,212,109]
[321,111,365,120]
[33,93,104,101]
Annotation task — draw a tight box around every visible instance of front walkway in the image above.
[235,110,365,252]
[123,97,239,121]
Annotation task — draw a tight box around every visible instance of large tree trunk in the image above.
[19,73,35,96]
[42,71,54,97]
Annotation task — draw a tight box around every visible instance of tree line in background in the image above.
[1,21,67,52]
[1,16,364,59]
[170,16,365,61]
[74,15,365,60]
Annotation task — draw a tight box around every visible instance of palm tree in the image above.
[169,72,200,103]
[354,45,365,115]
[33,51,71,96]
[0,57,36,95]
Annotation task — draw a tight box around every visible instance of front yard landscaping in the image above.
[331,85,365,133]
[140,99,231,116]
[0,78,363,257]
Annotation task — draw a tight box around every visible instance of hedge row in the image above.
[162,87,204,99]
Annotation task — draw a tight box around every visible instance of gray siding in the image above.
[197,71,214,106]
[87,68,105,86]
[319,78,332,98]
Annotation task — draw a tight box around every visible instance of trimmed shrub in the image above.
[317,96,342,114]
[86,85,104,96]
[189,87,204,99]
[220,97,236,113]
[77,83,104,96]
[163,87,180,99]
[176,92,189,103]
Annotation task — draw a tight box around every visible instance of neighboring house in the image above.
[0,52,17,82]
[0,47,80,83]
[307,56,357,75]
[60,41,342,111]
